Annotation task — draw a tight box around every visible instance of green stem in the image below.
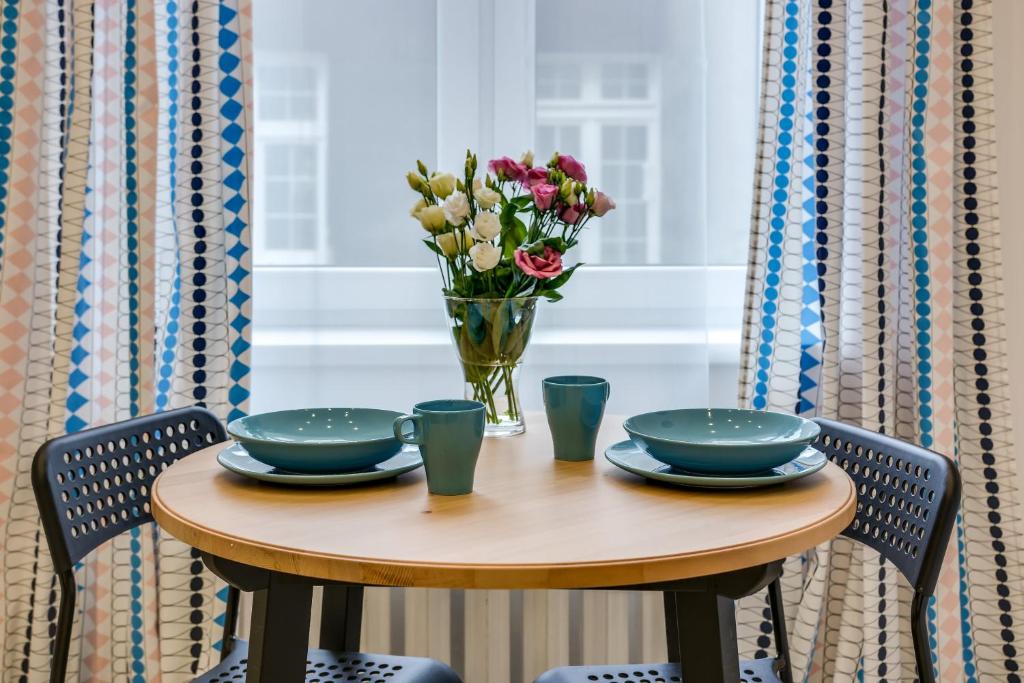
[464,363,520,426]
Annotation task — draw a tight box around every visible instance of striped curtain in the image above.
[0,0,252,680]
[739,0,1022,680]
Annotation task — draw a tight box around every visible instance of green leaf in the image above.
[521,237,567,256]
[499,201,518,228]
[542,263,581,291]
[511,195,533,209]
[499,209,529,259]
[423,239,445,257]
[540,290,564,303]
[512,217,528,245]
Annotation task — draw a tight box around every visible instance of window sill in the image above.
[253,325,741,367]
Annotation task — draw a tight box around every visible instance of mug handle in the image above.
[393,414,423,445]
[605,383,611,401]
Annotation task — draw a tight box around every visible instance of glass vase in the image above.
[443,296,539,437]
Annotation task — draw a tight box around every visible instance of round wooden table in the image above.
[153,413,855,682]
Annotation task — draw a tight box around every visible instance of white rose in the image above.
[418,205,447,233]
[410,198,427,218]
[472,212,501,241]
[469,242,501,272]
[475,186,501,210]
[428,172,457,199]
[443,191,470,226]
[437,229,473,257]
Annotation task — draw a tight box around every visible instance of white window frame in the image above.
[250,0,761,411]
[535,54,662,263]
[253,52,330,266]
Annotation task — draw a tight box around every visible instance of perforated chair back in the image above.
[32,406,227,573]
[811,418,961,596]
[533,420,963,683]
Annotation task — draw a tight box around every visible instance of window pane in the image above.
[601,63,625,99]
[626,167,644,197]
[536,77,556,100]
[259,94,290,121]
[264,217,292,250]
[561,126,582,156]
[626,126,646,161]
[291,218,318,250]
[292,181,317,213]
[292,146,317,176]
[602,125,622,159]
[289,65,317,89]
[264,143,291,174]
[557,63,582,98]
[536,125,556,156]
[290,95,318,120]
[256,64,319,123]
[264,181,291,212]
[627,64,648,99]
[535,0,760,265]
[601,164,622,197]
[254,0,438,265]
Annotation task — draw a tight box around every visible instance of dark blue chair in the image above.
[32,406,461,682]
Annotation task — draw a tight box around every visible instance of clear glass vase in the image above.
[443,296,539,437]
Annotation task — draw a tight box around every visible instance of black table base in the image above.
[202,553,782,683]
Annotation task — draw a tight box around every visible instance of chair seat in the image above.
[534,656,781,683]
[195,639,461,682]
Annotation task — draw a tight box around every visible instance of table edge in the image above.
[152,462,857,590]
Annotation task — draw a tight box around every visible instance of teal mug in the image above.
[542,376,611,461]
[393,399,485,495]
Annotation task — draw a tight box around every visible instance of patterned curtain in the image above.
[739,0,1022,680]
[0,0,252,679]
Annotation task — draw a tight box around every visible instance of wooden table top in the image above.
[152,413,856,590]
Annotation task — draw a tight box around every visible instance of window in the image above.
[535,57,660,264]
[251,0,762,416]
[253,57,328,265]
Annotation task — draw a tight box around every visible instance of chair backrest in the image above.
[811,418,961,596]
[32,406,227,573]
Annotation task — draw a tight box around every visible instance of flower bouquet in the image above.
[407,150,615,436]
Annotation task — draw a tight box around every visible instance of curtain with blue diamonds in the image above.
[738,0,1022,680]
[0,0,252,679]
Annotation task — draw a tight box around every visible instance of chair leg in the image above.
[767,578,794,683]
[50,571,76,683]
[911,592,936,683]
[221,585,242,661]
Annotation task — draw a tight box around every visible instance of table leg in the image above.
[246,572,313,683]
[665,590,740,683]
[663,592,680,663]
[319,584,364,651]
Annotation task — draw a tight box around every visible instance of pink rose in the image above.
[531,183,559,211]
[514,246,564,279]
[590,191,616,217]
[556,154,588,183]
[488,156,527,183]
[526,166,550,188]
[560,203,584,225]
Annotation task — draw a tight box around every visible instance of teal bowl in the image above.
[622,409,820,474]
[227,408,405,474]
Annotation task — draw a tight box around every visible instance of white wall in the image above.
[992,0,1024,481]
